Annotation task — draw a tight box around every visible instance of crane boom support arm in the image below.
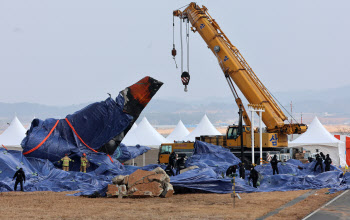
[174,3,306,134]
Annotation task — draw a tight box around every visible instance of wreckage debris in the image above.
[107,167,174,198]
[21,76,163,172]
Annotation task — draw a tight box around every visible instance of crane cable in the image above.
[172,16,178,68]
[186,18,190,73]
[180,18,183,73]
[266,88,300,124]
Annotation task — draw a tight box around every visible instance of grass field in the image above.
[0,188,341,220]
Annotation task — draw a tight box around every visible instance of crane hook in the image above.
[181,71,190,92]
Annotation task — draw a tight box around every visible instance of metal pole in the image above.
[251,110,254,164]
[259,111,263,165]
[132,158,135,166]
[239,106,244,164]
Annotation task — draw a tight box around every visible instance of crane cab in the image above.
[226,125,288,148]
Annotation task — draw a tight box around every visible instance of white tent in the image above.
[166,120,190,143]
[289,116,346,167]
[0,116,27,147]
[183,114,222,141]
[121,123,139,146]
[130,117,167,148]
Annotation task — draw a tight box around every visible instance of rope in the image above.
[2,144,8,150]
[107,154,114,163]
[22,117,114,163]
[65,118,98,153]
[23,120,60,155]
[65,118,114,163]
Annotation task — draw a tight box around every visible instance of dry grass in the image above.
[267,188,342,220]
[0,190,321,220]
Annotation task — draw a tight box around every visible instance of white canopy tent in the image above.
[0,116,27,147]
[183,114,222,142]
[130,117,167,148]
[121,123,139,146]
[166,120,190,143]
[289,117,346,167]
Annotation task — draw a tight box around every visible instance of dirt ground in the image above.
[0,189,341,220]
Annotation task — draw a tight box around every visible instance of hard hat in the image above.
[83,153,86,156]
[65,153,68,156]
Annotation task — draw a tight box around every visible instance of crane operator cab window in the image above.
[227,127,246,139]
[160,145,172,154]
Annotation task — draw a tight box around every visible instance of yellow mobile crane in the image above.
[172,3,307,151]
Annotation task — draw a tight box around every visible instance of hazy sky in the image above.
[1,0,349,106]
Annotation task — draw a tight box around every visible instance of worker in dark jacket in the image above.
[249,164,259,188]
[314,154,323,172]
[226,165,237,177]
[320,152,326,161]
[270,155,279,175]
[324,154,332,172]
[165,163,175,176]
[12,168,26,191]
[175,155,185,175]
[239,162,245,179]
[169,152,176,169]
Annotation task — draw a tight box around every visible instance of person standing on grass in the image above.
[12,168,25,191]
[324,154,332,172]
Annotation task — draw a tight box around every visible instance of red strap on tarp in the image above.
[65,118,98,153]
[2,144,8,150]
[23,120,60,155]
[65,118,114,163]
[20,117,113,163]
[107,154,114,163]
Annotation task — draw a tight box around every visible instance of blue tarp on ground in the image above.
[112,144,150,162]
[185,141,241,175]
[1,140,349,195]
[0,148,161,195]
[170,141,347,194]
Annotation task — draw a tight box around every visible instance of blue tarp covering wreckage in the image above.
[1,138,350,195]
[112,144,151,163]
[0,75,349,195]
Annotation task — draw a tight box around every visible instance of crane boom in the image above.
[174,3,306,134]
